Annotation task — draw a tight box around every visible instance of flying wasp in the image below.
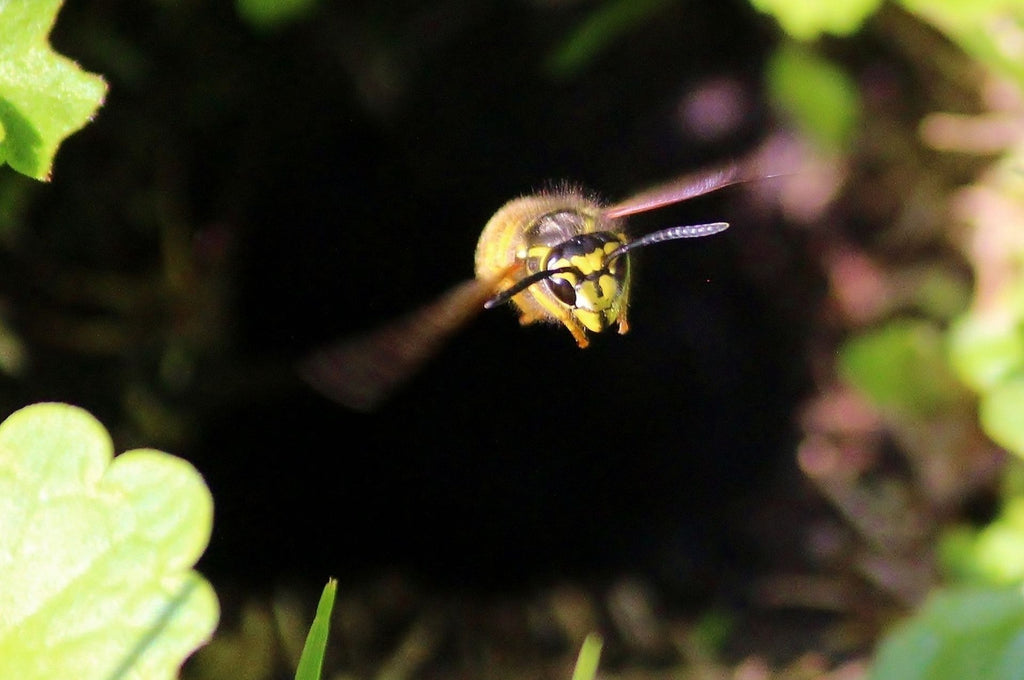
[301,160,762,411]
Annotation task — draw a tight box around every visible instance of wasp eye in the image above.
[547,276,577,306]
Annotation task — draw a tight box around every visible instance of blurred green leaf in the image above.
[767,44,861,150]
[839,319,961,415]
[949,313,1024,393]
[941,497,1024,585]
[870,586,1024,680]
[981,376,1024,458]
[914,268,972,322]
[750,0,883,40]
[0,402,218,680]
[971,498,1024,584]
[898,0,1024,90]
[940,525,986,584]
[0,0,107,180]
[545,0,674,78]
[236,0,318,31]
[294,579,337,680]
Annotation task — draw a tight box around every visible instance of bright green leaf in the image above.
[571,634,603,680]
[294,579,337,680]
[981,377,1024,458]
[839,319,961,415]
[949,312,1024,393]
[870,587,1024,680]
[767,44,861,150]
[750,0,884,40]
[0,0,108,180]
[0,403,218,680]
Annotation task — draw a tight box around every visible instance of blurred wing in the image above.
[604,160,753,219]
[299,275,500,412]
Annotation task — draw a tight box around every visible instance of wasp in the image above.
[302,161,760,411]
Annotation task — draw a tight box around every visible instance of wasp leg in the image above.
[617,311,630,335]
[565,319,590,348]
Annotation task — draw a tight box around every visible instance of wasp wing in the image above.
[604,162,744,218]
[299,275,500,412]
[599,151,798,219]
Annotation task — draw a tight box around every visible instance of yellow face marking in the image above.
[577,276,620,311]
[568,249,607,275]
[574,308,608,332]
[551,270,578,286]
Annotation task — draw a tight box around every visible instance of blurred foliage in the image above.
[818,0,1024,673]
[869,587,1024,680]
[980,377,1024,459]
[544,0,674,78]
[0,0,107,180]
[947,150,1024,461]
[900,0,1024,90]
[949,313,1024,395]
[942,494,1024,585]
[753,0,1024,95]
[766,44,860,150]
[236,0,319,31]
[750,0,884,39]
[838,320,963,417]
[0,403,217,680]
[186,601,280,680]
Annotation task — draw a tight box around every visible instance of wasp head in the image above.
[542,232,629,332]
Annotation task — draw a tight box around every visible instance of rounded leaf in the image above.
[0,403,218,680]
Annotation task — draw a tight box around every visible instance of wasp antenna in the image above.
[610,221,729,261]
[484,266,578,310]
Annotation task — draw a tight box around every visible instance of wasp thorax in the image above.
[543,232,628,332]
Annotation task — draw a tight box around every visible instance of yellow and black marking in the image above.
[474,189,632,348]
[531,233,630,340]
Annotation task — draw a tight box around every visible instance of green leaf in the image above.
[981,376,1024,458]
[839,319,961,415]
[870,587,1024,680]
[0,403,218,680]
[295,579,337,680]
[949,312,1024,393]
[0,0,108,180]
[571,634,604,680]
[767,44,861,150]
[750,0,884,40]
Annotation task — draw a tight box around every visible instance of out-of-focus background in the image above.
[3,0,1024,678]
